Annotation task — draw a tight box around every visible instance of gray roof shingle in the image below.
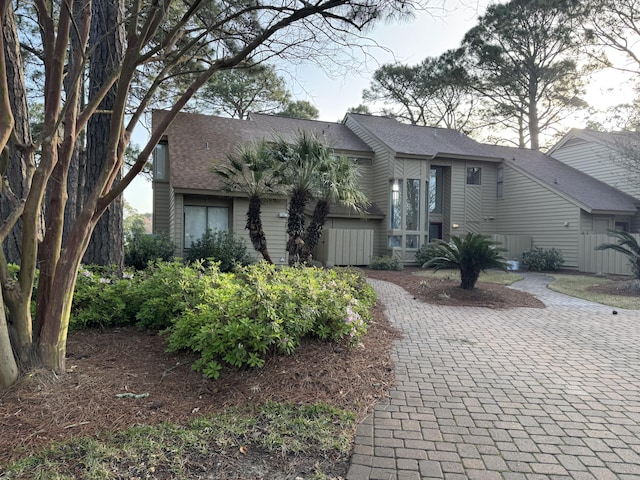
[153,110,372,191]
[345,113,502,159]
[484,144,638,213]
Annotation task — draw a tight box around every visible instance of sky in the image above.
[123,0,635,214]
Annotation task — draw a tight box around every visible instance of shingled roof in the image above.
[484,144,638,214]
[153,110,373,192]
[549,128,640,154]
[345,113,502,160]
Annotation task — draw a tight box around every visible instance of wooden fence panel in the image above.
[315,228,374,266]
[578,234,637,275]
[491,234,533,262]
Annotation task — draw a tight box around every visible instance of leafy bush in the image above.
[521,247,564,272]
[369,255,403,271]
[415,242,442,267]
[424,233,508,290]
[71,267,137,330]
[166,264,375,379]
[124,224,174,270]
[70,262,213,331]
[185,229,252,272]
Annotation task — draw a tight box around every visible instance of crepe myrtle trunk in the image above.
[286,187,309,265]
[300,199,329,264]
[247,194,272,263]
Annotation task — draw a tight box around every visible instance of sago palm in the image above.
[595,229,640,279]
[424,233,509,290]
[300,154,368,263]
[213,143,281,263]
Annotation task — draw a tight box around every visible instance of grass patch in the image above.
[415,268,523,285]
[548,274,639,310]
[3,402,355,479]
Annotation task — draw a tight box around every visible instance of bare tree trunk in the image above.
[1,5,31,265]
[82,0,125,270]
[0,285,18,388]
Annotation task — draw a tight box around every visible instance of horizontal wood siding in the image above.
[316,228,374,266]
[233,198,289,265]
[552,141,640,199]
[152,182,171,236]
[496,165,580,268]
[578,233,638,275]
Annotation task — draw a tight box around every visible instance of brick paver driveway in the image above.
[347,274,640,480]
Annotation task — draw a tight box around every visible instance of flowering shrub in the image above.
[166,264,375,379]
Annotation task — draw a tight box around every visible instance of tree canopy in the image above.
[461,0,589,149]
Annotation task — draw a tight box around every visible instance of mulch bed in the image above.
[0,267,549,476]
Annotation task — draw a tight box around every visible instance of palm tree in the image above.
[595,229,640,279]
[213,143,281,263]
[424,233,509,290]
[300,154,368,263]
[272,132,334,265]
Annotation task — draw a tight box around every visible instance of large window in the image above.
[467,167,481,185]
[184,206,228,248]
[428,167,443,214]
[389,180,403,229]
[496,167,504,198]
[406,179,420,231]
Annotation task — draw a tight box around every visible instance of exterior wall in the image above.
[552,139,640,199]
[445,160,499,238]
[152,181,171,236]
[232,197,289,265]
[496,165,581,269]
[172,192,183,256]
[315,228,374,266]
[343,116,393,258]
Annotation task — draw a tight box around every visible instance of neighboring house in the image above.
[152,111,639,270]
[548,129,640,232]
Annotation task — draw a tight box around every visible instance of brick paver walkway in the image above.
[347,273,640,480]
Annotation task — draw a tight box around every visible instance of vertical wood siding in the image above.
[152,182,171,235]
[578,233,639,275]
[315,228,374,266]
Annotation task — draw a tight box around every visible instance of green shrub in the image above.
[424,233,508,290]
[166,264,375,379]
[369,255,403,271]
[521,247,564,271]
[125,225,174,270]
[415,242,442,267]
[71,267,137,330]
[185,229,252,272]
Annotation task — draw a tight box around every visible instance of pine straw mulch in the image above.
[0,268,548,476]
[0,301,399,472]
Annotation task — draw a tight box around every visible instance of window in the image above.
[389,180,403,229]
[388,235,402,248]
[184,206,228,248]
[615,222,629,232]
[406,235,419,249]
[428,167,443,214]
[154,142,168,181]
[496,167,504,198]
[429,223,443,241]
[406,179,420,231]
[467,167,481,185]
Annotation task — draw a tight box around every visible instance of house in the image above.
[152,111,639,270]
[548,129,640,232]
